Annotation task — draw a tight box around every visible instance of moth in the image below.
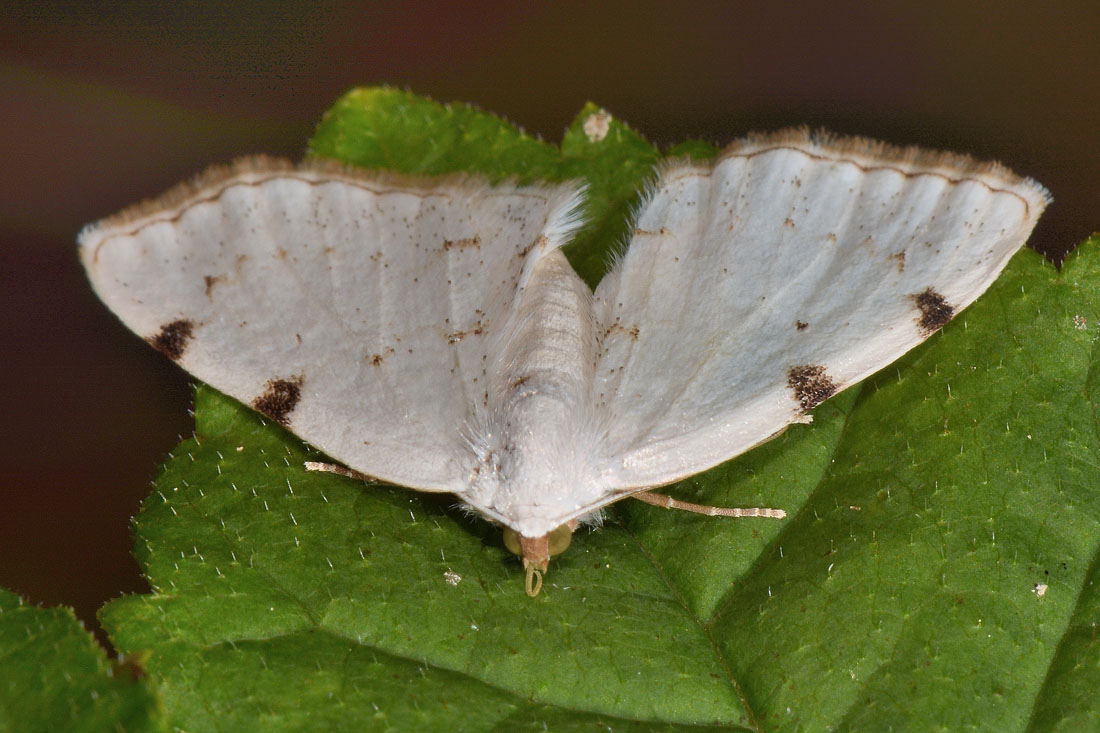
[79,129,1048,595]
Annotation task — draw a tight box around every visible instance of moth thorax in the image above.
[480,250,599,506]
[491,249,597,424]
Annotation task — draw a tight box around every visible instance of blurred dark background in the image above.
[3,1,1097,646]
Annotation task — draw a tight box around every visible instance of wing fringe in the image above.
[655,126,1051,217]
[79,155,590,243]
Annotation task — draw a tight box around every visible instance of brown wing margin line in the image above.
[82,155,572,243]
[662,136,1049,220]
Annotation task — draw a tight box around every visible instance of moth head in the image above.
[502,522,576,597]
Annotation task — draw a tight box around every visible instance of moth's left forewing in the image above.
[592,130,1049,489]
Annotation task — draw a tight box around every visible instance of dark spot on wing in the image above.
[787,364,837,412]
[368,347,396,365]
[795,320,809,330]
[913,288,955,335]
[890,251,906,273]
[203,274,226,298]
[602,322,640,341]
[149,320,194,361]
[252,375,303,426]
[446,322,485,343]
[443,235,481,251]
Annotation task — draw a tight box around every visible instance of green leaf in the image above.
[558,103,660,287]
[100,88,1100,730]
[308,87,561,182]
[0,588,163,731]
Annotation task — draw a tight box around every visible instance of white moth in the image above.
[79,129,1048,595]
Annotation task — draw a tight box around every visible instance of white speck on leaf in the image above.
[583,109,611,142]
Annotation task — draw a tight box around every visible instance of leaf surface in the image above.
[0,588,163,731]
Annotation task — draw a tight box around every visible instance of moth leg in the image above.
[631,490,786,519]
[304,461,373,481]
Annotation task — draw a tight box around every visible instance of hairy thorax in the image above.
[464,249,608,537]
